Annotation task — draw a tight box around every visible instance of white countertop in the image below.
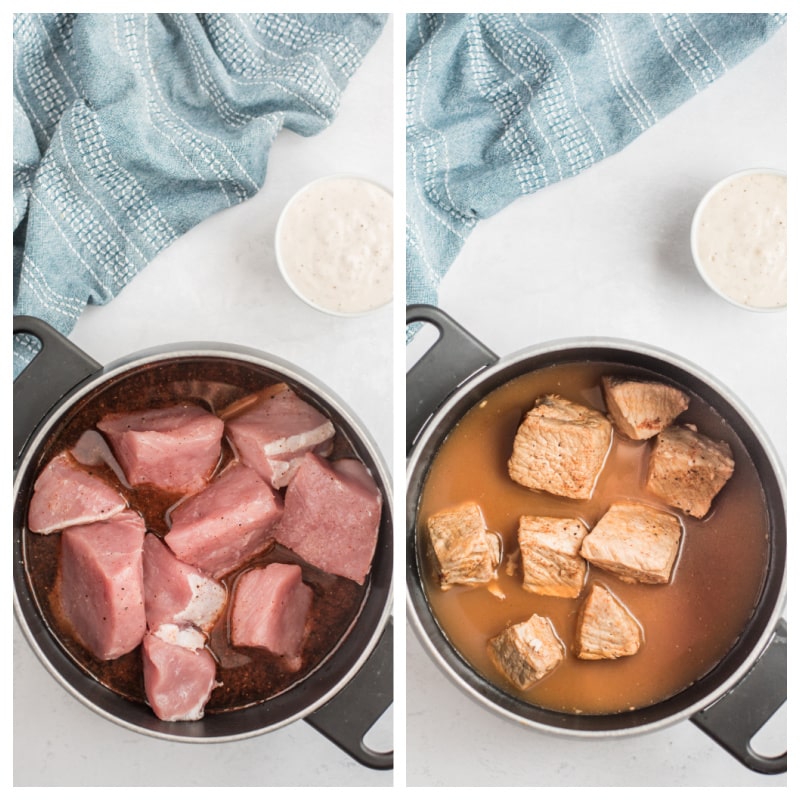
[405,24,787,788]
[13,16,395,788]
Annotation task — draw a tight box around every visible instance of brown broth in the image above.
[416,362,769,715]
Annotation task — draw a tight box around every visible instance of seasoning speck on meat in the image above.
[575,583,642,660]
[580,502,682,584]
[518,516,588,598]
[508,394,612,500]
[602,376,689,440]
[646,424,735,518]
[426,502,501,590]
[487,613,564,691]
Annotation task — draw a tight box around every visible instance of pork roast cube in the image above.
[27,451,127,534]
[274,453,381,585]
[97,403,224,495]
[601,376,689,440]
[518,515,588,598]
[508,394,612,500]
[230,563,313,668]
[142,533,227,634]
[575,583,642,660]
[59,510,147,660]
[580,502,682,584]
[487,613,564,691]
[426,502,501,590]
[165,462,283,579]
[142,629,218,722]
[222,384,336,489]
[646,424,735,518]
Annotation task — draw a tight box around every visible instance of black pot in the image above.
[13,316,393,770]
[406,304,786,775]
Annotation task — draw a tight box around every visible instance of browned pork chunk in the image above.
[575,583,642,660]
[487,613,564,691]
[602,376,689,440]
[580,502,682,584]
[426,502,501,590]
[518,515,588,598]
[646,424,735,518]
[508,394,612,500]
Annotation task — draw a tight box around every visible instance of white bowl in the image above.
[274,174,393,317]
[690,168,786,312]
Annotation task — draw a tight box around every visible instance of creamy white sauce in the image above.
[693,171,786,309]
[277,176,393,315]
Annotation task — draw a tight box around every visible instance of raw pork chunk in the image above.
[426,502,501,590]
[274,453,381,585]
[575,583,642,659]
[142,534,227,634]
[142,629,218,721]
[602,376,689,440]
[487,613,564,691]
[230,563,313,669]
[27,451,127,534]
[97,403,224,495]
[580,502,681,584]
[222,384,336,489]
[646,424,735,518]
[508,394,612,500]
[518,515,588,598]
[59,510,147,660]
[165,462,283,579]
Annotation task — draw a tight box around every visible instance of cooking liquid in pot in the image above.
[416,362,769,715]
[22,358,370,713]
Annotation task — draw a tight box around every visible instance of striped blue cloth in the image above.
[406,12,786,314]
[13,12,387,377]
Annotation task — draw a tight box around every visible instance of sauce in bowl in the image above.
[275,176,393,316]
[691,169,786,311]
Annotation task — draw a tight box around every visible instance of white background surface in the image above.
[13,15,396,788]
[405,22,788,788]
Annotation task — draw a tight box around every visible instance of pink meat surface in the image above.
[27,451,128,534]
[222,384,335,489]
[274,453,382,584]
[230,563,313,668]
[97,403,224,495]
[142,630,218,721]
[142,534,227,634]
[58,510,147,660]
[164,462,284,578]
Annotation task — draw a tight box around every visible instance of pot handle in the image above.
[691,618,786,774]
[406,305,498,455]
[13,316,101,469]
[305,618,393,770]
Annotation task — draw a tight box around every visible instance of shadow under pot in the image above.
[406,304,785,775]
[13,316,393,770]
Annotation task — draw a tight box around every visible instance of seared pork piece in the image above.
[487,613,564,691]
[580,502,681,584]
[575,583,642,659]
[98,403,224,495]
[165,462,283,579]
[426,502,501,590]
[602,376,689,440]
[518,515,588,598]
[274,453,381,585]
[27,451,128,534]
[142,629,218,722]
[142,534,227,635]
[508,394,612,500]
[222,384,336,489]
[646,424,735,518]
[59,510,147,660]
[230,563,313,670]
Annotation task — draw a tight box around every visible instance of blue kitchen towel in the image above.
[13,12,387,377]
[406,12,786,318]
